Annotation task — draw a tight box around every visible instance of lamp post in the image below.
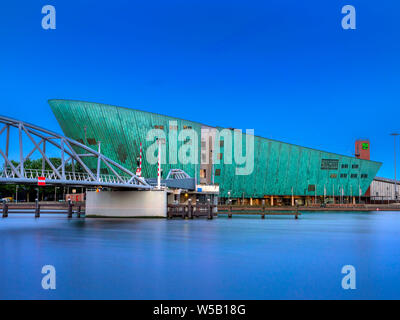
[390,133,399,202]
[54,187,59,202]
[156,138,166,189]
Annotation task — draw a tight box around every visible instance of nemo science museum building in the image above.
[49,99,381,206]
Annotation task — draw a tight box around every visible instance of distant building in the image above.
[370,177,399,203]
[49,99,382,205]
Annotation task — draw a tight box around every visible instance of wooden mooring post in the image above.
[2,201,8,218]
[188,200,193,219]
[207,202,213,220]
[167,203,216,220]
[220,205,301,219]
[68,200,73,218]
[228,205,232,218]
[35,199,40,218]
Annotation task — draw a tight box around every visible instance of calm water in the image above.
[1,212,400,300]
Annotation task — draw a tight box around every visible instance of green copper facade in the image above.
[49,99,381,198]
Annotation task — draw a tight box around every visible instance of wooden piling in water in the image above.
[2,202,8,218]
[35,200,40,218]
[68,200,73,218]
[207,203,212,220]
[188,201,193,219]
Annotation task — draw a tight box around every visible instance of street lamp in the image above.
[390,133,399,202]
[156,138,166,189]
[54,187,59,202]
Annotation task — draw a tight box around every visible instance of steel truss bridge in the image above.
[0,115,151,189]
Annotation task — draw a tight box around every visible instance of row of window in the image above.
[207,170,367,179]
[331,173,367,178]
[341,164,359,169]
[154,124,193,130]
[200,168,222,179]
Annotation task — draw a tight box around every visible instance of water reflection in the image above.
[1,212,400,299]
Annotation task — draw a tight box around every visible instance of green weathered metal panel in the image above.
[49,99,382,198]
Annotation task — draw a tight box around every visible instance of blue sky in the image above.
[0,0,399,178]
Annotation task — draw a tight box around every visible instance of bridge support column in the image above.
[86,190,167,218]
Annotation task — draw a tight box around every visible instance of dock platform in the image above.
[1,201,85,218]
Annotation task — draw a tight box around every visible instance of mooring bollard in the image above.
[207,203,212,220]
[77,205,81,218]
[228,205,232,218]
[188,200,193,219]
[2,201,8,218]
[167,206,171,219]
[35,199,40,218]
[68,200,73,218]
[182,204,186,219]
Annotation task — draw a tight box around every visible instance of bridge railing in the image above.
[0,168,134,185]
[0,115,152,189]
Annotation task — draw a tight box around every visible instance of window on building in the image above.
[351,174,358,178]
[154,125,164,130]
[340,173,347,178]
[341,164,348,169]
[77,138,84,144]
[220,140,224,147]
[352,164,359,169]
[308,184,316,192]
[321,159,339,170]
[200,169,206,179]
[361,174,368,178]
[217,153,223,160]
[183,125,192,129]
[201,141,206,148]
[169,124,178,130]
[215,169,221,176]
[330,174,337,178]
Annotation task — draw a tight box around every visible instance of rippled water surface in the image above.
[1,212,400,299]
